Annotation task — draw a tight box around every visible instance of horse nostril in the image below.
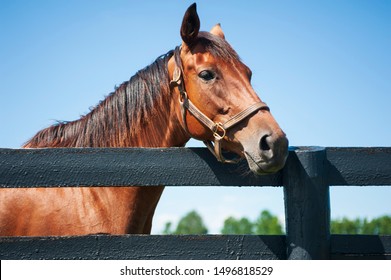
[260,134,271,151]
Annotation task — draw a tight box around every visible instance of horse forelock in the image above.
[196,31,240,62]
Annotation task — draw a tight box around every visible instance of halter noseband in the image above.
[170,53,270,164]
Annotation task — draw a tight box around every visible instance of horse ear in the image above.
[180,3,200,46]
[210,23,225,40]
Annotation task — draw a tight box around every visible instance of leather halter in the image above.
[170,55,270,164]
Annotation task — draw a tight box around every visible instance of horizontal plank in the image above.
[0,235,286,260]
[0,147,281,187]
[326,147,391,186]
[1,147,391,187]
[331,235,391,260]
[2,234,390,260]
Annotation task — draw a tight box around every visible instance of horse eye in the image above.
[198,70,216,81]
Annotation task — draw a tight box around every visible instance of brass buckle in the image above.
[213,122,226,140]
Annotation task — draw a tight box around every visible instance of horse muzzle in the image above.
[243,130,289,175]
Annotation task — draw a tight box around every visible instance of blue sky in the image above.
[1,0,390,233]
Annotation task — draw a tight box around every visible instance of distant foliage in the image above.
[163,210,208,234]
[254,210,284,235]
[162,210,391,235]
[163,209,284,235]
[331,215,391,234]
[221,210,284,235]
[221,217,254,234]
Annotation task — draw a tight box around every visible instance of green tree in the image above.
[221,217,254,234]
[254,210,284,235]
[362,216,391,234]
[174,210,208,234]
[331,215,391,234]
[331,217,362,234]
[220,210,284,235]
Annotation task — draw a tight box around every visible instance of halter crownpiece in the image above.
[170,62,270,164]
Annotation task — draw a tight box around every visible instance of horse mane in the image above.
[24,32,239,148]
[25,50,175,148]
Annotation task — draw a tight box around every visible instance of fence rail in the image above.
[0,146,390,259]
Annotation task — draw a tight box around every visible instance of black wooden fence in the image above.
[0,146,390,260]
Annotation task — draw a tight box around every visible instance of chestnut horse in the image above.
[0,4,288,236]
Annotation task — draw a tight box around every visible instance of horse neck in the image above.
[123,96,189,148]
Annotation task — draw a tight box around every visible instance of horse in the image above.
[0,3,288,236]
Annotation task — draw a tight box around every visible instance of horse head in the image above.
[169,3,289,175]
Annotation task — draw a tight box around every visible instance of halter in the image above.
[170,54,270,164]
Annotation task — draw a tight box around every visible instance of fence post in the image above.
[283,146,330,259]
